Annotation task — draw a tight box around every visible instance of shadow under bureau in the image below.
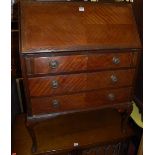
[19,1,141,153]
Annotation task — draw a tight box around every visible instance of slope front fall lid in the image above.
[20,1,141,53]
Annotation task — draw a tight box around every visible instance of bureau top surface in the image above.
[20,1,141,53]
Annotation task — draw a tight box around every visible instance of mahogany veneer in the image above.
[20,2,141,52]
[31,87,132,115]
[25,52,138,75]
[19,1,141,153]
[28,69,135,96]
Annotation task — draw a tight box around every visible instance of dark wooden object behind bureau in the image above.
[19,1,141,153]
[12,109,135,155]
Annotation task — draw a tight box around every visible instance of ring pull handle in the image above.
[52,99,60,108]
[52,80,59,89]
[112,57,120,64]
[108,93,115,101]
[49,60,59,69]
[111,75,118,83]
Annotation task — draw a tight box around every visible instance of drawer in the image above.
[25,52,138,75]
[28,69,135,97]
[31,87,132,115]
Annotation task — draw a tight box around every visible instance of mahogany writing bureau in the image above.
[19,1,141,153]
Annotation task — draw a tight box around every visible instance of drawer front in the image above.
[31,87,132,115]
[28,69,135,97]
[88,52,138,70]
[25,52,138,75]
[26,55,87,75]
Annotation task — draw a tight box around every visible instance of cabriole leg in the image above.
[121,105,133,133]
[26,122,37,153]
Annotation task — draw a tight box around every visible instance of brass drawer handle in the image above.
[49,60,59,69]
[52,99,60,108]
[52,80,59,89]
[111,75,118,83]
[108,93,115,101]
[112,57,120,64]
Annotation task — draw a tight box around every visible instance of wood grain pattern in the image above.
[31,87,132,115]
[87,52,137,70]
[20,2,141,53]
[25,52,138,75]
[26,54,87,75]
[28,69,135,97]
